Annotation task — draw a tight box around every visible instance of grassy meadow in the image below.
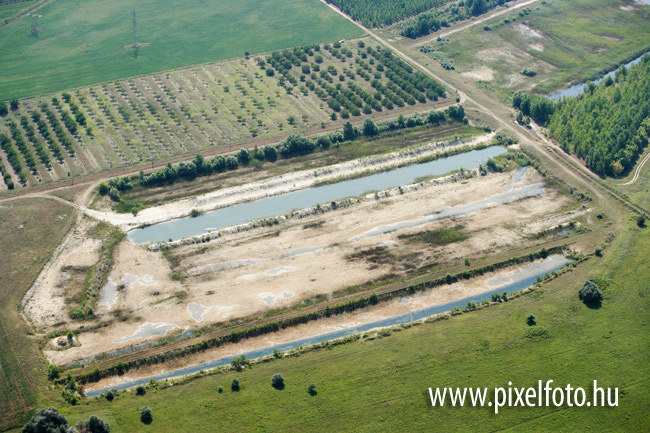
[0,198,77,429]
[0,0,38,24]
[0,0,362,100]
[427,0,650,97]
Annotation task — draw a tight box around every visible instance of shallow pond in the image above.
[128,146,507,244]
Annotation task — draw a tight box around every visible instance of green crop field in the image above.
[0,0,362,100]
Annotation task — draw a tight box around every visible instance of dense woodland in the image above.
[547,55,650,177]
[401,0,513,39]
[325,0,445,27]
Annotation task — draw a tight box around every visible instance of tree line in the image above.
[103,106,463,195]
[401,0,513,39]
[325,0,445,27]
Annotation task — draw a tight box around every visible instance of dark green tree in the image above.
[362,118,378,137]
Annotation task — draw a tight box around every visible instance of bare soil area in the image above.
[83,256,557,394]
[32,165,573,366]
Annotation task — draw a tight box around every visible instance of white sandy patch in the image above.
[461,66,495,81]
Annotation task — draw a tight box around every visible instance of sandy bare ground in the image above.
[35,166,575,367]
[24,217,102,330]
[83,256,556,393]
[83,133,494,232]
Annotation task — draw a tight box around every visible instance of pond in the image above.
[548,52,648,101]
[128,146,507,244]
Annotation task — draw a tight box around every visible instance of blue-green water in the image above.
[128,146,507,244]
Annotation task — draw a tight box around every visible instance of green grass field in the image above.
[428,0,650,97]
[0,0,38,24]
[0,198,77,429]
[0,0,362,100]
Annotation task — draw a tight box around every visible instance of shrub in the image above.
[464,257,471,266]
[218,386,223,393]
[135,385,146,396]
[317,135,331,150]
[80,415,111,433]
[308,383,317,396]
[108,187,120,202]
[264,145,278,163]
[271,373,285,389]
[595,246,602,257]
[47,364,60,381]
[231,378,240,391]
[190,209,201,218]
[98,182,109,196]
[638,215,646,228]
[237,148,251,166]
[140,406,152,424]
[105,390,115,401]
[579,280,602,305]
[521,68,537,77]
[231,355,250,370]
[225,155,239,170]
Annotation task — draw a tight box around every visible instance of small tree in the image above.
[140,406,152,424]
[579,280,602,305]
[271,373,285,389]
[308,383,317,396]
[231,378,240,391]
[10,99,19,111]
[217,386,223,393]
[225,155,239,170]
[108,187,120,202]
[105,390,115,401]
[526,314,536,326]
[362,118,378,137]
[135,385,146,396]
[638,215,646,228]
[47,364,60,380]
[237,148,251,166]
[98,182,109,196]
[264,145,277,163]
[595,246,602,257]
[343,121,355,141]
